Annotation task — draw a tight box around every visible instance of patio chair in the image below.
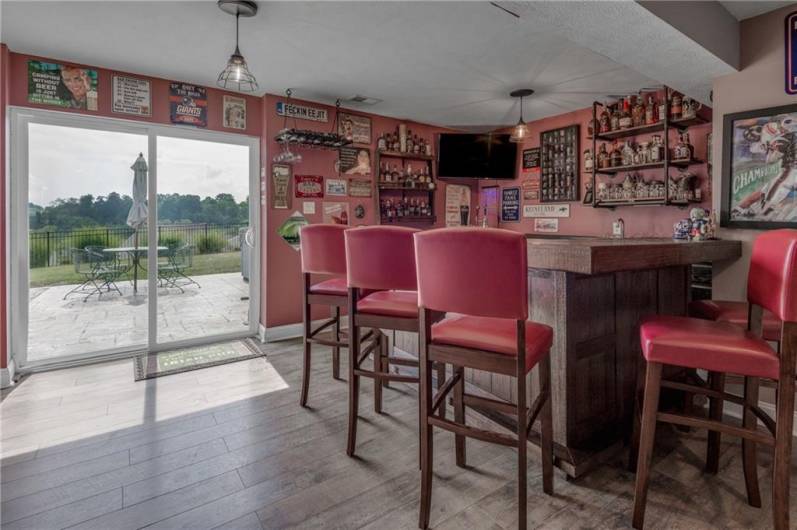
[63,248,122,302]
[158,245,200,293]
[85,246,126,297]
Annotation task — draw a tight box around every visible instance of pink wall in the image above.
[7,52,263,136]
[712,4,797,301]
[260,93,462,327]
[477,106,712,237]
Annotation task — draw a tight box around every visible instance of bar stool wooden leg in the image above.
[332,306,341,380]
[419,309,434,530]
[706,371,725,474]
[453,365,466,467]
[436,363,447,420]
[300,277,312,408]
[539,354,554,495]
[381,333,390,389]
[742,376,761,508]
[374,333,383,414]
[632,361,663,530]
[773,330,795,530]
[516,362,528,529]
[628,360,645,472]
[346,291,361,457]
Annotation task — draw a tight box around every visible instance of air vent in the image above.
[345,95,383,106]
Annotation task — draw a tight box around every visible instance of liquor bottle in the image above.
[618,97,632,129]
[658,97,667,122]
[645,96,655,124]
[599,104,611,133]
[406,132,414,154]
[425,140,432,156]
[610,104,621,131]
[377,134,387,152]
[583,148,594,172]
[413,135,420,154]
[392,131,400,152]
[399,124,408,153]
[597,143,610,169]
[670,93,682,120]
[632,95,645,128]
[611,141,623,167]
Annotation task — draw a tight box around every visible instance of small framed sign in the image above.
[522,148,540,170]
[325,178,347,196]
[786,11,797,94]
[295,175,324,198]
[522,204,570,218]
[534,218,559,233]
[501,187,521,222]
[348,178,373,198]
[276,101,328,122]
[271,164,291,209]
[112,75,151,117]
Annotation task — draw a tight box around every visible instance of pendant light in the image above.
[217,0,259,93]
[509,89,534,143]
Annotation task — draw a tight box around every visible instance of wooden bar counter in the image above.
[396,236,741,478]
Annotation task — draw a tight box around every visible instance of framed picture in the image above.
[522,148,540,170]
[721,103,797,228]
[338,112,372,145]
[323,202,350,225]
[112,75,151,116]
[501,187,520,222]
[338,147,371,175]
[348,178,372,197]
[325,178,347,196]
[271,164,291,209]
[169,82,207,127]
[223,95,246,130]
[28,60,98,111]
[295,175,324,198]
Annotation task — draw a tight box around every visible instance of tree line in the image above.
[29,192,249,231]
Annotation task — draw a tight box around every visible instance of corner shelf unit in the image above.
[374,149,437,225]
[589,89,709,209]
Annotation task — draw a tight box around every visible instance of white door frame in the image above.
[8,106,261,372]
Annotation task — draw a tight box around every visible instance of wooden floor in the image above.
[1,338,795,529]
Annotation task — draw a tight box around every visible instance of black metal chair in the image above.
[63,248,121,302]
[158,245,200,292]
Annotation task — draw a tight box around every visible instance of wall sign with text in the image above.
[295,175,324,198]
[276,101,328,122]
[522,148,540,170]
[169,82,207,127]
[501,187,521,222]
[112,75,151,116]
[522,204,570,218]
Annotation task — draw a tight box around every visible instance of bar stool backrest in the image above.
[345,225,419,291]
[747,229,797,323]
[300,224,348,276]
[414,227,528,320]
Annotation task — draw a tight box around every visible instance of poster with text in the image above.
[169,82,207,127]
[338,112,372,144]
[445,184,471,227]
[724,107,797,227]
[501,187,521,222]
[521,176,539,201]
[323,202,350,225]
[28,60,98,110]
[223,95,247,130]
[295,175,324,198]
[338,147,371,175]
[271,164,291,209]
[348,178,373,197]
[112,75,151,116]
[534,218,559,232]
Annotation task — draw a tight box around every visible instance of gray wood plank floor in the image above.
[1,338,795,529]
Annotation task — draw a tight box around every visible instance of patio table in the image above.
[103,246,167,294]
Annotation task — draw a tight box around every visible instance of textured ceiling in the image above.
[0,1,659,128]
[719,1,793,20]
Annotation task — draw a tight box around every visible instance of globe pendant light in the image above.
[217,0,259,93]
[509,89,534,143]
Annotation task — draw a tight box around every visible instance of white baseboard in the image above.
[260,317,349,343]
[1,358,17,389]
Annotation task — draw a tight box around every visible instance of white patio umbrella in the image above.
[126,153,148,294]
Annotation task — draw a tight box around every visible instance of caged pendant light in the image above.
[217,0,259,93]
[509,89,534,143]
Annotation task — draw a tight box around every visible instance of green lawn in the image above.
[30,252,242,288]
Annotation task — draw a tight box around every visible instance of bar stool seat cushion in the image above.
[640,315,779,380]
[310,278,377,297]
[431,314,553,372]
[358,290,418,318]
[688,300,781,342]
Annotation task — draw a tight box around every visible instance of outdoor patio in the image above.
[27,272,250,362]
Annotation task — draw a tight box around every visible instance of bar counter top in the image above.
[525,236,742,275]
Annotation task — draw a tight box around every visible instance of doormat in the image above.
[133,338,265,381]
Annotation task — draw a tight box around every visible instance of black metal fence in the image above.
[30,223,247,268]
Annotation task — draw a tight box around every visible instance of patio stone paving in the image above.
[27,272,250,362]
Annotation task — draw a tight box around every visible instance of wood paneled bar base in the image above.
[396,236,742,478]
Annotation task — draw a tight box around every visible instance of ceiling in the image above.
[0,1,661,129]
[719,1,793,20]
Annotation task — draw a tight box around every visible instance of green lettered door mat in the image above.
[134,338,265,381]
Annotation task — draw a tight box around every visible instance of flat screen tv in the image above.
[437,133,517,179]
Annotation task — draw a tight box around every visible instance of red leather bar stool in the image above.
[298,224,351,407]
[632,229,797,530]
[414,227,555,529]
[689,299,782,343]
[345,225,433,457]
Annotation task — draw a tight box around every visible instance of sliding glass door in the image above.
[9,108,260,370]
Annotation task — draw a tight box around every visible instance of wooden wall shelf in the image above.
[374,148,437,224]
[376,150,435,161]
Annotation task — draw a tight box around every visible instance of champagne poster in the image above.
[28,60,98,110]
[169,82,207,127]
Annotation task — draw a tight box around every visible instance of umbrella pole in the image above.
[133,231,139,294]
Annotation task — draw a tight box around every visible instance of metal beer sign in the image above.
[276,101,328,122]
[786,11,797,94]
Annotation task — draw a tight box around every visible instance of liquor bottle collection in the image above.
[376,123,433,156]
[588,92,702,137]
[380,197,432,220]
[378,162,435,189]
[585,132,695,171]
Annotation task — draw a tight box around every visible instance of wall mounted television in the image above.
[437,133,518,179]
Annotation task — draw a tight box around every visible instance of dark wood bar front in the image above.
[396,237,742,478]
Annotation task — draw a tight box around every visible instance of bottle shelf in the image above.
[669,158,705,167]
[670,115,708,128]
[595,158,705,175]
[380,215,436,223]
[376,150,435,161]
[593,122,665,141]
[378,183,435,191]
[594,197,666,208]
